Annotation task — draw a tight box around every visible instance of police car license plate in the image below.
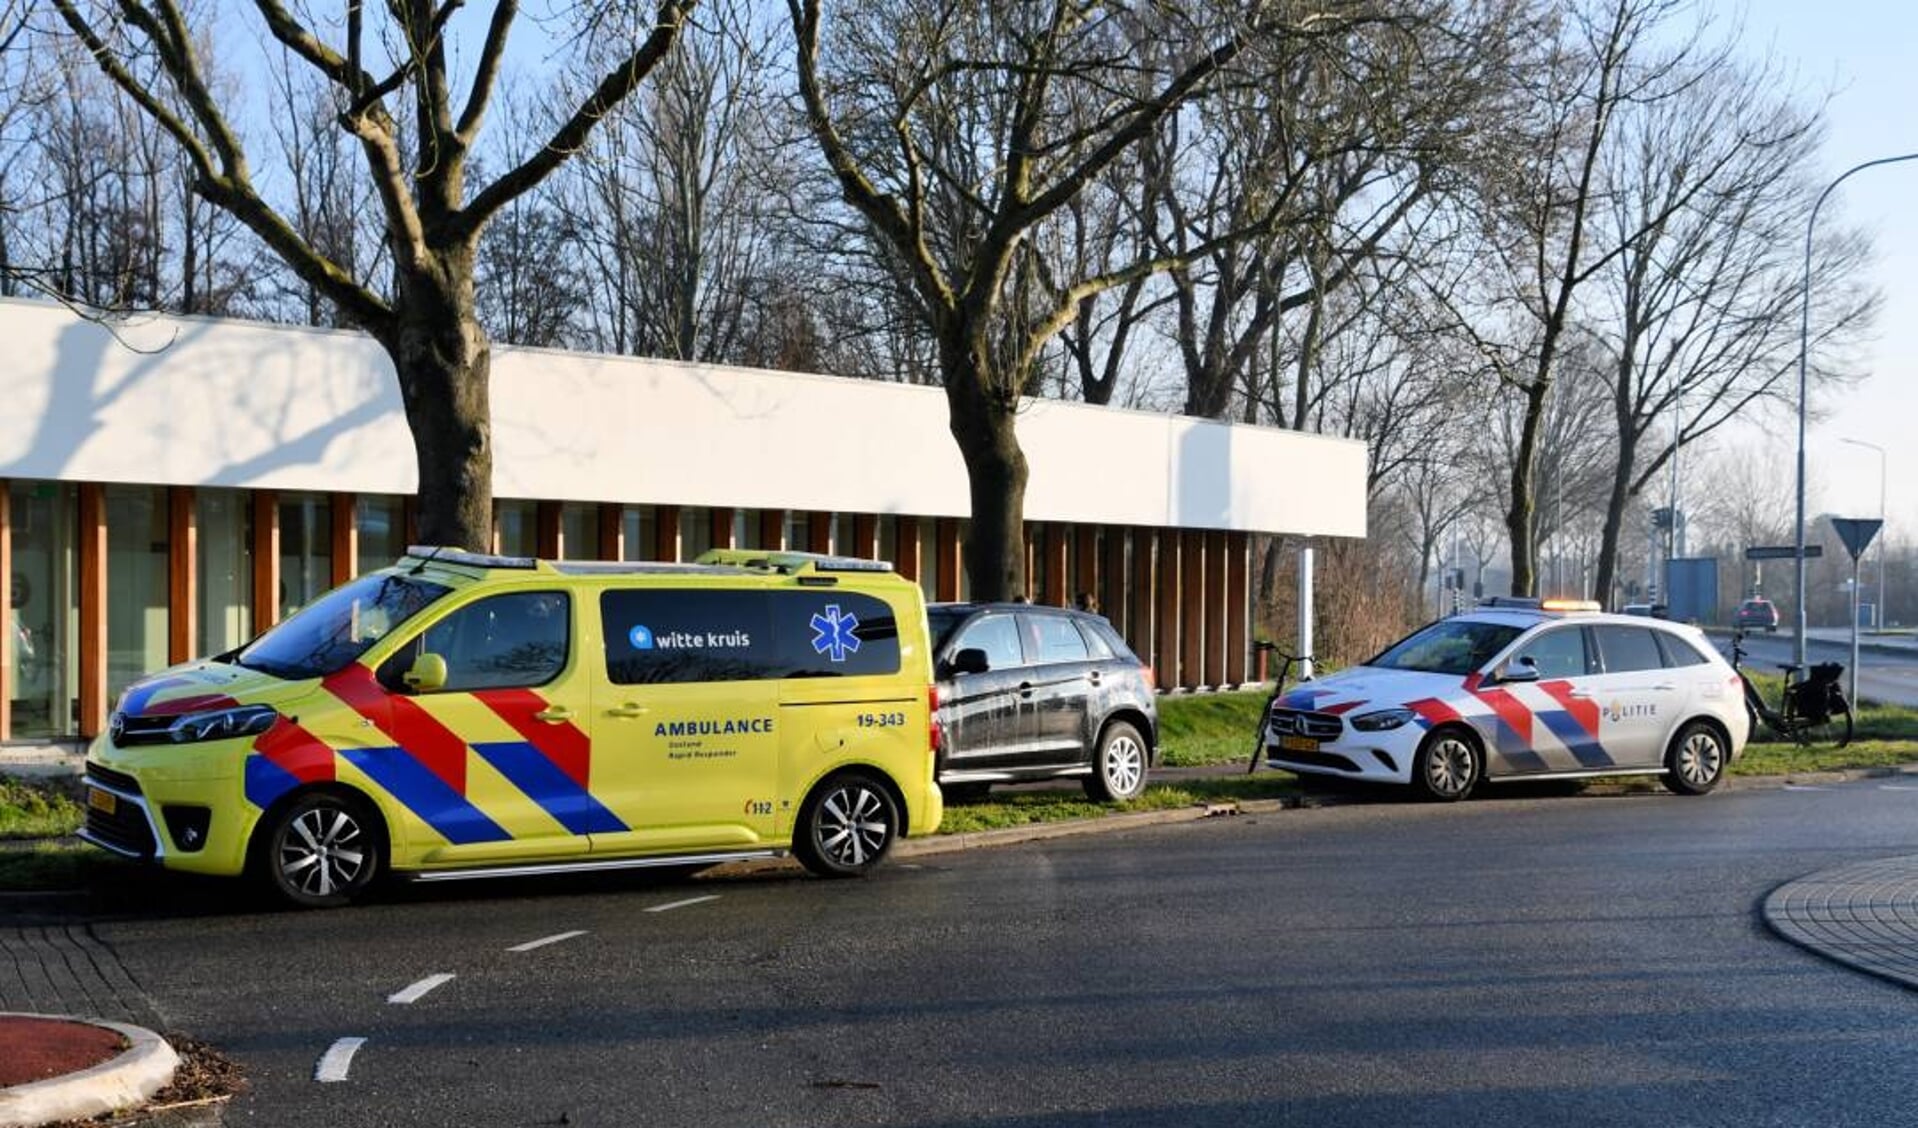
[1278,735,1319,753]
[88,787,117,816]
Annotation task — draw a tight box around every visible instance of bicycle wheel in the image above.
[1785,701,1853,749]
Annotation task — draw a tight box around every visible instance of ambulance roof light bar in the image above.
[696,549,895,575]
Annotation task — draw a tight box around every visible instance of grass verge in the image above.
[1158,689,1269,767]
[0,775,84,839]
[0,840,118,891]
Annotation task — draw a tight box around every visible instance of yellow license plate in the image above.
[1278,734,1320,753]
[87,787,117,816]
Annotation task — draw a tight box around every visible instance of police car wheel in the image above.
[794,772,899,878]
[1084,721,1149,802]
[1662,721,1727,796]
[261,791,383,908]
[1413,727,1480,802]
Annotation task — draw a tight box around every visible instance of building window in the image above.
[785,512,809,552]
[559,503,599,560]
[833,515,855,557]
[878,516,898,569]
[356,495,405,576]
[918,521,938,603]
[732,509,755,551]
[620,506,656,561]
[496,500,536,557]
[9,482,78,738]
[104,486,168,701]
[278,493,332,618]
[197,489,252,658]
[682,507,712,560]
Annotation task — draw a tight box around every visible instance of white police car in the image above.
[1260,599,1749,800]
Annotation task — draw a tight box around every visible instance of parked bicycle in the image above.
[1247,643,1314,775]
[1727,630,1853,748]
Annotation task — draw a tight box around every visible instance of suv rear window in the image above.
[601,589,900,684]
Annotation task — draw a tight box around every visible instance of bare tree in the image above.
[46,0,695,548]
[1584,63,1874,602]
[1470,0,1748,596]
[790,0,1316,599]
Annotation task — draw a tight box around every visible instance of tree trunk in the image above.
[944,347,1028,602]
[1504,377,1548,598]
[380,251,494,552]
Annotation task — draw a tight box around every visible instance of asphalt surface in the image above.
[24,774,1915,1127]
[1721,630,1918,707]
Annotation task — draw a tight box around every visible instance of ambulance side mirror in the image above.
[1500,655,1540,684]
[402,652,448,693]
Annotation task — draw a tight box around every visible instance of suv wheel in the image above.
[1084,721,1149,802]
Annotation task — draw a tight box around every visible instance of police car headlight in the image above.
[1351,707,1415,732]
[167,704,280,744]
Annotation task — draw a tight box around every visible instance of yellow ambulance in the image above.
[80,548,944,906]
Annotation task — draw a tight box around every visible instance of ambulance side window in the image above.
[379,592,570,692]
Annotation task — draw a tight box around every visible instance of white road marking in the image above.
[509,929,589,953]
[314,1037,366,1083]
[645,894,720,914]
[387,973,456,1004]
[1880,784,1918,791]
[1782,784,1829,792]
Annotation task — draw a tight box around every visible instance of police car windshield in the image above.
[236,573,450,681]
[1366,619,1524,676]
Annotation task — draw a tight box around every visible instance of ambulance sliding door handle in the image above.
[606,702,650,719]
[534,705,576,723]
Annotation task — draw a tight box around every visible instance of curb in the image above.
[0,1015,178,1128]
[893,797,1294,858]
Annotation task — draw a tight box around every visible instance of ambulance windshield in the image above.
[235,573,451,681]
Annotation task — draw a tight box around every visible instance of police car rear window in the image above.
[601,589,901,684]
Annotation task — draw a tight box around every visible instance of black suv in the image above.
[928,603,1158,802]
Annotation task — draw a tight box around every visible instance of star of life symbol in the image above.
[809,604,861,663]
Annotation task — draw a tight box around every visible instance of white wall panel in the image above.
[0,299,1367,538]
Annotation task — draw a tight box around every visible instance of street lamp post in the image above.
[1797,152,1918,669]
[1840,437,1888,630]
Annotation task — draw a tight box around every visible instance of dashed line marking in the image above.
[1782,784,1829,792]
[646,894,720,914]
[1880,784,1918,791]
[387,973,456,1005]
[509,929,589,953]
[315,1037,366,1083]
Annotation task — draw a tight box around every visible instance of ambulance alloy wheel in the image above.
[260,790,384,908]
[1413,726,1481,802]
[1084,720,1149,802]
[794,771,899,878]
[1662,721,1727,796]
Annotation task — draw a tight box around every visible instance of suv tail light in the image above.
[928,684,942,753]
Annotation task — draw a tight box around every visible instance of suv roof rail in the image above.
[695,549,894,575]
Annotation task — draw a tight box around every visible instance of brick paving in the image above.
[1763,855,1918,991]
[0,918,163,1027]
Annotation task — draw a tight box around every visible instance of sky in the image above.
[1732,0,1918,543]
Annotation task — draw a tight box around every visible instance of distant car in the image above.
[928,603,1157,802]
[1734,598,1779,633]
[1258,598,1749,801]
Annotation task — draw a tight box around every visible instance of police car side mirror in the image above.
[1501,656,1540,683]
[402,652,448,693]
[950,648,991,676]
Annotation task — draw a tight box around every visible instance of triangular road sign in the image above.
[1831,517,1884,562]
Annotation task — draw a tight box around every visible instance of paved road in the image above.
[62,777,1918,1127]
[1713,630,1918,707]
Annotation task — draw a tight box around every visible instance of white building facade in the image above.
[0,298,1367,742]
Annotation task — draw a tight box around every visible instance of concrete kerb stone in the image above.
[0,1015,178,1128]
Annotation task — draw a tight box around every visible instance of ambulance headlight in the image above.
[167,704,280,744]
[1351,707,1415,732]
